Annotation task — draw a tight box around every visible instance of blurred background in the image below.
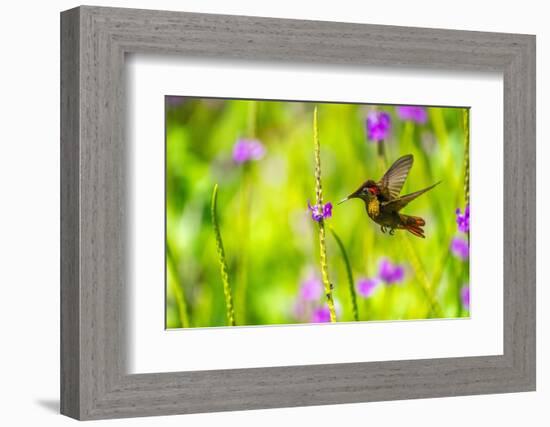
[165,96,470,329]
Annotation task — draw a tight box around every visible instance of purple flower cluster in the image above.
[293,273,320,320]
[311,306,331,323]
[396,106,428,124]
[311,301,342,323]
[357,277,380,298]
[366,111,391,142]
[299,274,323,301]
[293,272,341,323]
[455,204,470,233]
[307,201,333,222]
[356,259,406,299]
[378,259,405,284]
[461,284,470,310]
[232,138,266,164]
[450,237,469,260]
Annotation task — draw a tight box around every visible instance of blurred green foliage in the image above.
[166,97,469,329]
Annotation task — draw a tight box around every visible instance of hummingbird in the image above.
[338,154,440,238]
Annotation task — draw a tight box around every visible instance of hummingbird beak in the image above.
[338,191,358,205]
[337,197,349,205]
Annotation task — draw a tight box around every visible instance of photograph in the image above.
[53,4,536,421]
[165,97,470,328]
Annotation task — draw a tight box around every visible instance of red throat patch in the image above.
[367,186,379,195]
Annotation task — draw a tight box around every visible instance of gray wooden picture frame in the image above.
[60,5,536,420]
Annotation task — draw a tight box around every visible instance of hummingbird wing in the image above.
[381,181,441,212]
[378,154,414,200]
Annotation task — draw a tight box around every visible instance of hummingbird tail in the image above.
[400,214,426,239]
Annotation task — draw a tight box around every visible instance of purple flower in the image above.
[366,111,391,142]
[451,237,469,260]
[232,138,266,164]
[299,274,323,301]
[455,204,470,233]
[311,306,331,323]
[461,284,470,310]
[396,106,428,124]
[378,259,405,284]
[307,201,333,222]
[357,277,380,297]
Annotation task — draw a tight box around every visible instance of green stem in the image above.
[329,226,359,321]
[236,165,252,325]
[248,101,257,137]
[377,139,387,170]
[456,275,463,317]
[431,251,450,308]
[166,241,190,328]
[463,108,470,206]
[313,107,336,322]
[403,120,414,146]
[462,108,470,316]
[236,101,258,324]
[400,233,443,317]
[430,108,449,150]
[210,184,236,326]
[384,285,396,319]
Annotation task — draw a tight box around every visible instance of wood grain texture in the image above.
[60,7,80,419]
[60,5,536,420]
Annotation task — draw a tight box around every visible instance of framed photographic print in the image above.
[61,5,536,420]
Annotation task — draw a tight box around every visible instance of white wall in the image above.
[0,0,546,425]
